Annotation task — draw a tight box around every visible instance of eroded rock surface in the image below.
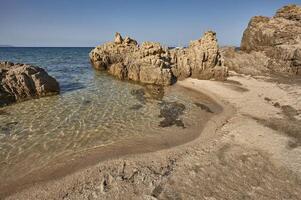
[0,61,60,106]
[221,47,271,76]
[236,4,301,75]
[170,31,226,80]
[90,31,227,85]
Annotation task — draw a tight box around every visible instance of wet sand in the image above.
[3,74,301,200]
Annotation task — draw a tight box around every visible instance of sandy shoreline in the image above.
[0,85,228,199]
[4,73,301,199]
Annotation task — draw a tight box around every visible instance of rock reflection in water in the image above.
[130,84,165,111]
[130,84,165,105]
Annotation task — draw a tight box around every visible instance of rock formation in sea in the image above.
[0,61,60,106]
[222,4,301,75]
[90,31,227,85]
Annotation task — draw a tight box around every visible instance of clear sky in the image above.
[0,0,300,47]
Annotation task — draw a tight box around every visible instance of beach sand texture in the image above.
[5,73,301,200]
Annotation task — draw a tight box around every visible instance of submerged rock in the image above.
[238,4,301,75]
[90,31,228,85]
[131,88,146,104]
[130,85,164,104]
[0,61,60,106]
[0,121,18,135]
[158,101,186,128]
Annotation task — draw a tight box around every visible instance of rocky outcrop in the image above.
[170,31,226,80]
[0,61,60,106]
[240,4,301,75]
[90,31,227,85]
[90,33,174,85]
[275,4,301,22]
[221,47,271,76]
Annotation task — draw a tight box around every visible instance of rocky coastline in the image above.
[222,4,301,76]
[89,31,228,86]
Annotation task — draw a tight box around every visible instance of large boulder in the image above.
[240,4,301,75]
[171,31,226,80]
[90,31,227,85]
[0,61,60,106]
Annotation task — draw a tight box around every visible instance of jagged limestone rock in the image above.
[240,4,301,75]
[90,32,227,85]
[171,31,226,80]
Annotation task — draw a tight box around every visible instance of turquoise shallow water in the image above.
[0,47,210,182]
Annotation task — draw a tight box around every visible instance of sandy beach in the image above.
[4,72,301,199]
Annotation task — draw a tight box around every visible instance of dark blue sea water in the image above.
[0,47,204,183]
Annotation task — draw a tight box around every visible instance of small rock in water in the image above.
[0,121,18,135]
[131,85,165,105]
[158,101,186,128]
[144,85,164,101]
[131,88,146,104]
[83,99,92,105]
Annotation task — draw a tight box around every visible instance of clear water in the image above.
[0,47,213,182]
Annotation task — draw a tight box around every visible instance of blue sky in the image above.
[0,0,300,47]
